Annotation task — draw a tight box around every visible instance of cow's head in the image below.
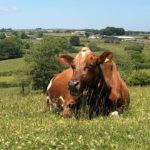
[59,47,114,96]
[59,47,99,96]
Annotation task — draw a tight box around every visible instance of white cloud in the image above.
[0,7,18,13]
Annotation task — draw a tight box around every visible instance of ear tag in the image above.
[104,58,109,63]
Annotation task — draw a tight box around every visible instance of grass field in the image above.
[0,86,150,149]
[0,38,150,149]
[0,58,25,75]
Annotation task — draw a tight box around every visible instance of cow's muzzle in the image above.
[68,80,80,96]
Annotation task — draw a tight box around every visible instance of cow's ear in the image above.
[98,51,113,64]
[58,55,74,65]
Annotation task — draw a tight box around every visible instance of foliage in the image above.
[26,36,70,91]
[100,27,125,35]
[24,42,31,49]
[137,62,150,69]
[0,33,6,39]
[70,36,80,46]
[84,29,99,34]
[20,32,29,39]
[37,31,43,38]
[125,30,150,35]
[114,52,150,86]
[11,31,19,37]
[28,31,36,35]
[129,51,145,69]
[23,41,32,50]
[88,42,101,52]
[0,36,24,60]
[68,47,77,53]
[124,48,146,70]
[143,35,149,39]
[126,71,150,86]
[123,43,146,70]
[104,38,120,44]
[124,43,144,52]
[114,53,133,71]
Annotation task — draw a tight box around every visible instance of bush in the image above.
[20,32,29,39]
[0,36,24,60]
[126,71,150,86]
[26,36,70,91]
[70,36,80,46]
[24,41,32,50]
[0,33,6,39]
[114,54,133,71]
[104,38,120,44]
[143,35,149,39]
[137,62,150,69]
[114,40,120,44]
[124,43,144,52]
[88,42,101,52]
[104,39,111,43]
[68,47,77,53]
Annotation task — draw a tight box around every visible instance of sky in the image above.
[0,0,149,31]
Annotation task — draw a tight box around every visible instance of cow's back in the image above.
[46,68,73,111]
[49,68,73,100]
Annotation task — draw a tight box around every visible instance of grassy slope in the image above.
[0,58,26,87]
[0,87,150,149]
[0,58,25,74]
[0,39,150,149]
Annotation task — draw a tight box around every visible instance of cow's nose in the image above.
[74,81,79,87]
[68,81,80,96]
[68,80,79,88]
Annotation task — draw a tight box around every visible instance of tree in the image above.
[26,36,71,91]
[0,36,24,60]
[37,31,43,38]
[100,27,125,35]
[70,36,80,46]
[11,31,19,37]
[0,33,6,39]
[20,32,28,39]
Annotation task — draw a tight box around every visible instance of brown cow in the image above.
[59,47,130,118]
[46,47,95,117]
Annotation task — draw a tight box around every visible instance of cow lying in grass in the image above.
[46,47,130,118]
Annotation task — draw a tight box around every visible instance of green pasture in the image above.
[0,37,150,149]
[0,86,149,149]
[0,58,25,75]
[0,58,27,88]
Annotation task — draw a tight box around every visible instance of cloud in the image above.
[0,7,18,13]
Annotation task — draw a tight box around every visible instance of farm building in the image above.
[88,34,100,39]
[72,30,86,36]
[103,35,136,41]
